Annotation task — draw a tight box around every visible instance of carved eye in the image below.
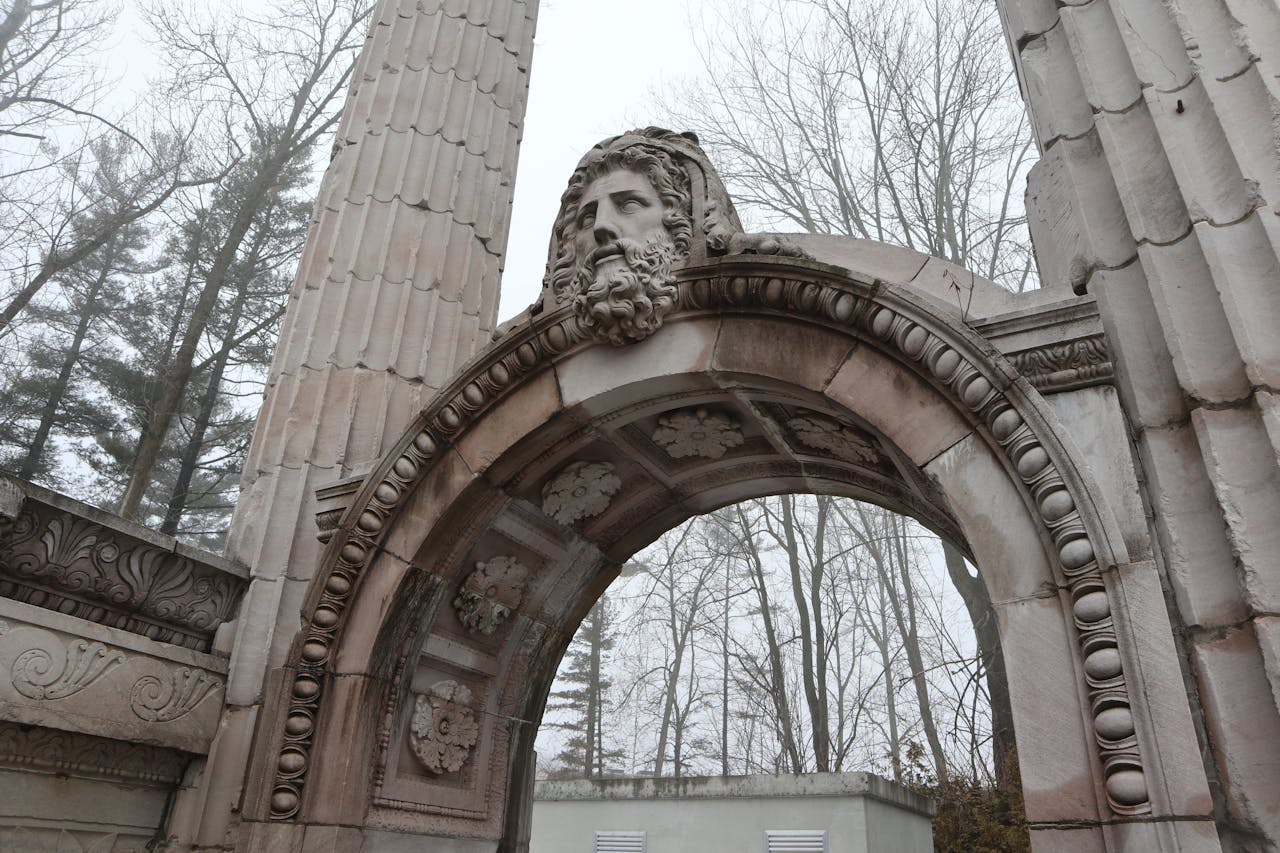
[578,210,595,228]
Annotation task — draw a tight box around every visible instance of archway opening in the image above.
[530,489,1027,851]
[261,263,1146,849]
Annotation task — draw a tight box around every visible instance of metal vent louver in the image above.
[594,830,646,852]
[765,829,828,852]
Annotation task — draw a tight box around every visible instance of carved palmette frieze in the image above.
[11,639,125,700]
[130,666,222,722]
[0,501,246,651]
[0,720,187,786]
[540,461,622,525]
[785,412,878,464]
[408,680,480,775]
[1009,335,1113,393]
[453,556,530,635]
[651,407,744,459]
[270,260,1149,820]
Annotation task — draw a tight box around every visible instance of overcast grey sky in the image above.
[499,0,705,319]
[103,0,706,319]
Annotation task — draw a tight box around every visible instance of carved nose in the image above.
[593,220,618,246]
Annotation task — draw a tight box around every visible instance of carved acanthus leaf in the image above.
[786,414,879,464]
[453,556,530,635]
[0,500,246,650]
[409,680,479,775]
[652,408,744,460]
[541,461,622,525]
[1009,335,1113,392]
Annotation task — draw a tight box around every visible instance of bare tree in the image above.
[662,0,1036,293]
[0,0,114,143]
[117,0,373,517]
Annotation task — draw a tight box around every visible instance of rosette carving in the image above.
[453,556,530,635]
[409,680,480,775]
[786,413,878,464]
[541,461,622,525]
[652,408,744,459]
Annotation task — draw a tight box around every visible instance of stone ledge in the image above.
[532,772,936,817]
[0,475,248,652]
[0,596,228,754]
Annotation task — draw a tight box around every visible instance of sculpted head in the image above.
[546,133,694,345]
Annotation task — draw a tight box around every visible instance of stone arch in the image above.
[252,253,1180,848]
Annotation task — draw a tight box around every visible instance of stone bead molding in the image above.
[266,255,1149,820]
[0,720,188,787]
[0,481,248,652]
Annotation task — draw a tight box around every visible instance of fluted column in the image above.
[164,1,540,847]
[1001,0,1280,847]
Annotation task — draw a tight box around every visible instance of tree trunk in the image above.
[734,503,804,772]
[159,215,268,535]
[19,241,116,478]
[119,155,287,517]
[585,600,602,778]
[886,513,948,783]
[942,540,1015,783]
[780,495,831,770]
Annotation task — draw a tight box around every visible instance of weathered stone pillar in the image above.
[999,0,1280,847]
[164,0,539,847]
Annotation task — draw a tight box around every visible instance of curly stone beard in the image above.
[571,235,681,345]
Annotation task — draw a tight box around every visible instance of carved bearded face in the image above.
[548,146,693,345]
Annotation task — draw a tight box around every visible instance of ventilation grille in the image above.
[594,830,646,852]
[765,829,828,852]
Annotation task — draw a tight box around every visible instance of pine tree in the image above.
[545,596,625,779]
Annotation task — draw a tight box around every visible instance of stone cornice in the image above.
[0,476,249,652]
[0,720,188,787]
[972,294,1114,393]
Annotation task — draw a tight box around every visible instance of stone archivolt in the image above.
[266,255,1151,823]
[651,407,744,459]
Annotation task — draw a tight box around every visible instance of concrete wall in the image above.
[529,773,933,853]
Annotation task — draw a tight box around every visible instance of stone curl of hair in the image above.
[546,145,694,298]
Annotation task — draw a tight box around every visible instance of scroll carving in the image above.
[11,639,125,700]
[409,680,479,775]
[130,666,222,723]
